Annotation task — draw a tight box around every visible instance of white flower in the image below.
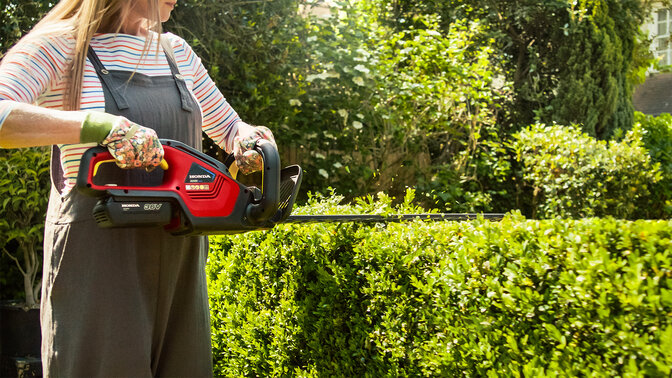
[338,109,348,118]
[354,64,370,74]
[352,76,365,86]
[289,99,302,107]
[306,71,340,82]
[352,121,363,129]
[318,169,329,178]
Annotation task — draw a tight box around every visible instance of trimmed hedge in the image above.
[634,112,672,218]
[207,196,672,377]
[512,123,661,219]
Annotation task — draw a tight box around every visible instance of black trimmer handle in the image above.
[245,139,281,225]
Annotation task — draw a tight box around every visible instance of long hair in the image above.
[27,0,162,110]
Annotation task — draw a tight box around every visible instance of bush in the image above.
[512,123,661,219]
[288,10,509,205]
[207,194,672,376]
[0,147,50,306]
[633,111,672,218]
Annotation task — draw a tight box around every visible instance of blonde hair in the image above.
[28,0,162,110]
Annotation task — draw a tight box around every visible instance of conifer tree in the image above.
[550,0,637,138]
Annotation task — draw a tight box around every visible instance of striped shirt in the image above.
[0,31,241,194]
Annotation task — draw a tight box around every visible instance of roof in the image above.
[633,72,672,116]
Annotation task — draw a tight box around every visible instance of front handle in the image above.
[245,139,280,225]
[77,146,112,197]
[76,145,170,198]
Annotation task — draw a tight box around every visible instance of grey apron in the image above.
[42,37,213,378]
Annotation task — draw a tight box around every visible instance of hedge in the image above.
[207,195,672,377]
[634,112,672,218]
[512,123,661,220]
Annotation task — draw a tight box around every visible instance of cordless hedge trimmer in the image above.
[77,139,504,236]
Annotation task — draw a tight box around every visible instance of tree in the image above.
[549,0,646,138]
[164,0,308,122]
[0,148,50,307]
[0,0,52,56]
[379,0,662,139]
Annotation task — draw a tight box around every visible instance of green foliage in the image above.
[284,3,509,205]
[166,1,509,207]
[374,19,511,211]
[0,147,50,307]
[512,123,661,219]
[164,0,309,161]
[378,0,657,138]
[0,0,52,55]
[548,0,638,138]
[207,197,672,376]
[633,111,672,218]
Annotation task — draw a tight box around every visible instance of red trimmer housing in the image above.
[77,139,302,235]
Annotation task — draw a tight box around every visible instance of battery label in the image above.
[120,203,164,212]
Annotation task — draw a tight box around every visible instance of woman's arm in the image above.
[0,101,85,148]
[169,33,242,152]
[0,33,80,148]
[170,34,276,173]
[0,99,164,170]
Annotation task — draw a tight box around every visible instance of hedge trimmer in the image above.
[77,139,504,235]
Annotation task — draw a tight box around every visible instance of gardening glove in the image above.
[232,124,276,175]
[80,112,164,172]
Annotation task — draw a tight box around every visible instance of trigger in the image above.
[93,159,117,176]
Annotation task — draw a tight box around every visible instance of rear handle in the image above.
[245,139,280,225]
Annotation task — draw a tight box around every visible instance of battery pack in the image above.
[93,197,174,228]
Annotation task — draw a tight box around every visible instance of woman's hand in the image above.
[232,123,276,175]
[82,112,164,171]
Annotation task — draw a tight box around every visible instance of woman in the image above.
[0,0,273,376]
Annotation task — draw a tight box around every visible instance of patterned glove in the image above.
[81,112,164,171]
[232,125,276,175]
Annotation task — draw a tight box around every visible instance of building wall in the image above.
[644,3,672,67]
[633,3,672,115]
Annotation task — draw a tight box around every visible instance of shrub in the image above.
[0,147,50,306]
[207,194,672,376]
[633,111,672,218]
[512,123,661,219]
[289,10,509,205]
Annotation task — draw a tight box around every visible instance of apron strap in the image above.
[50,145,65,194]
[87,47,130,110]
[160,36,194,112]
